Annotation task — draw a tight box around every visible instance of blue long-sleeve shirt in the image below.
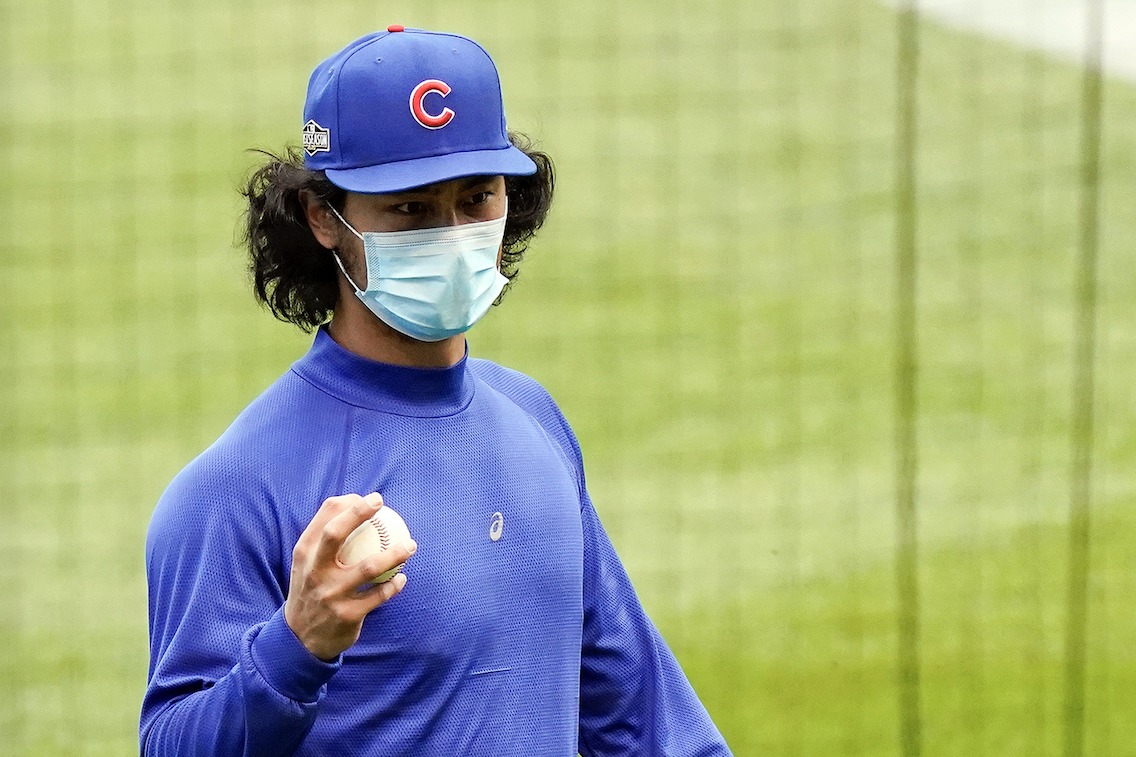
[142,328,730,756]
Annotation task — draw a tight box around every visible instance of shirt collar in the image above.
[290,327,474,417]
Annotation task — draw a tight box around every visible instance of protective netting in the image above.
[2,1,1133,753]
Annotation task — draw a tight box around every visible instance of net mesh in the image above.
[2,1,1134,753]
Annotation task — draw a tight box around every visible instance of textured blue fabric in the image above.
[142,328,730,756]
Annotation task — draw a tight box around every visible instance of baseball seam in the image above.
[371,516,390,550]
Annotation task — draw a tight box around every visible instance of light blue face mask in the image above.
[328,205,509,343]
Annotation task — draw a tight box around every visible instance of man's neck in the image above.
[326,304,466,368]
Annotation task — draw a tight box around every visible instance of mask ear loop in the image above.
[325,204,366,293]
[330,250,364,294]
[326,203,362,239]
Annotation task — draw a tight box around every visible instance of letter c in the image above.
[410,79,455,129]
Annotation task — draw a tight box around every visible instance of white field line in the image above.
[884,0,1136,81]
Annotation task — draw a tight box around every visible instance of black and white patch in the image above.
[302,119,330,156]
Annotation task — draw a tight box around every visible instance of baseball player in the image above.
[141,26,730,756]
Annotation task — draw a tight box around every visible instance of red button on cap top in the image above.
[387,24,405,32]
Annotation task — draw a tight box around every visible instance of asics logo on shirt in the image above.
[489,511,504,542]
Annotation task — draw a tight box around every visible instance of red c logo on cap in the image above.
[410,79,455,129]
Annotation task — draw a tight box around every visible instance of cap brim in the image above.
[325,144,537,194]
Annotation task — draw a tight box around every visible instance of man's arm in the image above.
[577,496,732,757]
[142,608,338,756]
[468,363,730,754]
[141,462,409,756]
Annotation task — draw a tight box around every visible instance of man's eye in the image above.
[394,201,428,215]
[468,191,492,205]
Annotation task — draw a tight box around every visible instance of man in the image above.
[142,25,730,756]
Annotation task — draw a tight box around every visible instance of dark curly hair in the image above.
[240,133,555,332]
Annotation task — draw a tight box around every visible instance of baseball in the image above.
[337,504,413,584]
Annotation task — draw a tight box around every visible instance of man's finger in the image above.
[293,494,356,558]
[347,571,409,616]
[349,539,416,585]
[312,492,384,565]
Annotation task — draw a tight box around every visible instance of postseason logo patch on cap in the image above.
[302,119,330,156]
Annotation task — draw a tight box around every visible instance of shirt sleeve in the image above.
[576,493,732,756]
[140,456,340,756]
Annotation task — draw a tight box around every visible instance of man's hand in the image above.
[284,493,416,661]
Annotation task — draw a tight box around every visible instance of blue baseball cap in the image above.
[302,26,537,194]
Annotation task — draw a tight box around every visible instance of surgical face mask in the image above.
[328,205,509,343]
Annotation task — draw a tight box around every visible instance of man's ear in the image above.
[300,189,339,250]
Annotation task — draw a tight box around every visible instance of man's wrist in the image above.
[248,606,341,703]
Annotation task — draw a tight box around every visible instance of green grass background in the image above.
[2,0,1134,754]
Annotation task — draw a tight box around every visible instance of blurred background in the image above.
[2,0,1134,754]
